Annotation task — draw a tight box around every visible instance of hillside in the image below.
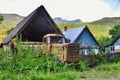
[56,22,111,40]
[0,14,24,42]
[0,13,120,42]
[0,13,120,27]
[0,13,24,27]
[90,17,120,26]
[56,17,120,41]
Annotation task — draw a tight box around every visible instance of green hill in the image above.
[0,13,24,27]
[56,22,111,40]
[0,13,119,28]
[0,14,24,42]
[0,13,120,42]
[56,17,120,41]
[90,17,120,26]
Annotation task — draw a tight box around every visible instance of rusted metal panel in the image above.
[42,34,80,63]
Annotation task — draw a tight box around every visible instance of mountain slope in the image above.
[54,17,82,23]
[0,13,24,27]
[0,13,120,27]
[90,17,120,26]
[0,13,120,41]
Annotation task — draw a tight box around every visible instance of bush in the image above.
[79,60,87,71]
[0,39,89,79]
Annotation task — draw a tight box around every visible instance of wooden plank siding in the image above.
[80,53,120,66]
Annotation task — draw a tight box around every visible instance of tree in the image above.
[0,16,3,24]
[98,37,111,49]
[109,24,120,40]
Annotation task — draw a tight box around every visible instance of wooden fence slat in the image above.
[80,53,120,66]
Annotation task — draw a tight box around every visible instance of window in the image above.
[111,47,114,51]
[50,36,65,44]
[113,47,114,51]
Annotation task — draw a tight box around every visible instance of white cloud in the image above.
[0,0,40,16]
[42,0,113,22]
[0,0,119,22]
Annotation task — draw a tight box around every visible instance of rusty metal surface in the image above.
[42,34,80,63]
[43,34,64,38]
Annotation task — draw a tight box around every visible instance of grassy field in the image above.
[1,69,120,80]
[0,26,13,42]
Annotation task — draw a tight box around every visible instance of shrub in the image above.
[79,60,87,71]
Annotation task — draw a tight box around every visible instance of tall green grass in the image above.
[0,41,88,80]
[1,44,120,79]
[1,38,120,79]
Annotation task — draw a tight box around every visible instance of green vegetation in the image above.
[0,13,23,42]
[56,21,114,48]
[90,17,120,26]
[1,45,120,79]
[0,22,112,43]
[0,14,23,27]
[98,37,112,49]
[0,27,12,42]
[0,14,119,44]
[109,24,120,40]
[57,22,111,40]
[0,14,120,80]
[0,41,88,80]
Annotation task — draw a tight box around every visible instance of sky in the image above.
[0,0,120,22]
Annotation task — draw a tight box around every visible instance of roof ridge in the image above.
[2,5,62,44]
[73,26,86,42]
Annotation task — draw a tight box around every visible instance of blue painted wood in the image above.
[114,37,120,44]
[75,29,99,47]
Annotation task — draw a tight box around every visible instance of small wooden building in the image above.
[105,36,120,54]
[1,5,62,50]
[63,26,100,55]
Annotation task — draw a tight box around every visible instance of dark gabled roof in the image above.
[64,25,100,47]
[105,35,120,48]
[2,5,62,44]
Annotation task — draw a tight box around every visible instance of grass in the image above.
[1,43,120,80]
[0,70,77,80]
[1,69,120,80]
[0,22,118,79]
[0,26,13,42]
[0,43,88,80]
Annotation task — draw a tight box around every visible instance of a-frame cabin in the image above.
[2,5,62,45]
[1,5,62,50]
